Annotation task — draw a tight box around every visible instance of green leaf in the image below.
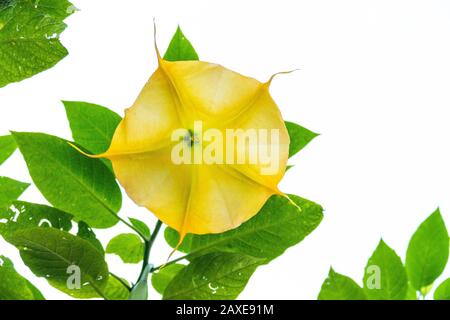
[63,101,121,170]
[285,121,318,158]
[151,264,185,295]
[104,275,129,300]
[0,0,75,88]
[0,176,28,209]
[0,201,73,238]
[129,217,151,240]
[165,194,323,262]
[434,278,450,300]
[12,132,122,228]
[163,26,199,62]
[363,239,408,300]
[405,208,449,291]
[8,227,109,298]
[318,268,367,300]
[0,135,16,165]
[163,253,261,300]
[0,255,44,300]
[405,283,417,300]
[106,233,144,264]
[77,221,104,255]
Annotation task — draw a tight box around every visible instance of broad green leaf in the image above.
[163,26,199,62]
[12,132,122,228]
[0,135,16,165]
[0,201,72,238]
[106,233,144,264]
[104,275,129,300]
[363,239,408,300]
[0,176,28,209]
[163,253,261,300]
[434,278,450,300]
[0,0,75,88]
[0,255,44,300]
[63,101,121,170]
[405,209,449,291]
[285,121,318,158]
[129,217,151,240]
[318,268,367,300]
[165,194,323,262]
[77,221,104,255]
[151,264,186,295]
[8,227,109,298]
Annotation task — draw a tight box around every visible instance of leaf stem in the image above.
[151,254,188,272]
[110,272,131,291]
[116,215,147,240]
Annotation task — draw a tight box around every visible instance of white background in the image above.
[1,0,450,300]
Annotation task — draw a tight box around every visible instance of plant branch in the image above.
[116,215,147,240]
[151,254,188,272]
[135,220,163,284]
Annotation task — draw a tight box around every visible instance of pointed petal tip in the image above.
[265,69,300,87]
[153,18,162,62]
[68,142,104,159]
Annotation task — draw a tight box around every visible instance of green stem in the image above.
[151,254,188,272]
[135,220,163,284]
[116,215,147,240]
[110,272,131,291]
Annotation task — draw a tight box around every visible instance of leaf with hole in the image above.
[8,227,109,298]
[0,0,75,88]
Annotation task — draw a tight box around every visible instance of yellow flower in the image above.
[84,39,290,242]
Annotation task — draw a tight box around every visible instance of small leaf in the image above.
[129,217,151,239]
[163,26,199,62]
[165,194,323,262]
[104,275,130,300]
[0,135,17,165]
[434,278,450,300]
[405,208,449,291]
[0,255,44,300]
[151,264,185,295]
[106,233,144,264]
[318,268,367,300]
[8,227,109,298]
[12,132,122,228]
[0,201,73,238]
[163,253,261,300]
[77,221,104,255]
[0,176,28,210]
[63,101,121,170]
[363,239,408,300]
[0,0,75,88]
[285,121,318,158]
